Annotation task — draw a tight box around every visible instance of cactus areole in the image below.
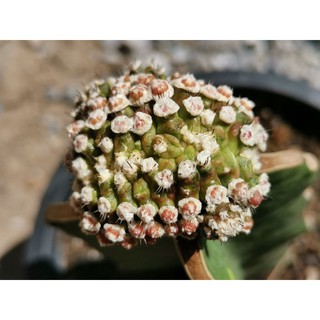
[66,61,270,249]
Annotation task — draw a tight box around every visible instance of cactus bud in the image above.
[66,62,271,248]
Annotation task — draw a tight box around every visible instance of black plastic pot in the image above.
[2,72,320,279]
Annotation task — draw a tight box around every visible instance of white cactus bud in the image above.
[153,97,180,117]
[98,197,111,220]
[86,109,107,130]
[200,109,216,127]
[219,106,236,124]
[111,115,133,134]
[150,79,174,99]
[178,160,196,179]
[116,202,137,222]
[140,157,158,173]
[107,94,130,113]
[99,137,114,153]
[155,169,174,189]
[182,96,204,116]
[131,112,153,135]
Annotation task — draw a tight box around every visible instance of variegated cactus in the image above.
[65,61,271,249]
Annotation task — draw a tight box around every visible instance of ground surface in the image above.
[1,40,320,279]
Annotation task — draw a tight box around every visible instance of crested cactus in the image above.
[65,61,271,250]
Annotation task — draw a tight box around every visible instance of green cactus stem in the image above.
[62,61,274,249]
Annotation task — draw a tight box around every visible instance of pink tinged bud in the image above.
[67,120,85,138]
[140,157,158,173]
[248,187,263,208]
[137,204,157,224]
[98,197,111,220]
[80,212,101,234]
[107,94,131,113]
[150,79,174,99]
[200,109,216,126]
[259,173,271,196]
[153,97,180,117]
[205,185,229,207]
[235,97,255,118]
[86,109,107,130]
[136,73,156,86]
[180,217,199,235]
[164,223,179,237]
[147,222,165,239]
[80,186,95,204]
[73,134,88,153]
[121,235,138,249]
[200,84,220,100]
[96,232,113,247]
[178,160,196,179]
[155,169,174,189]
[219,106,236,124]
[111,82,131,96]
[182,96,204,116]
[98,137,114,153]
[159,206,179,224]
[131,112,153,135]
[129,84,153,105]
[172,73,200,93]
[178,197,202,219]
[240,124,256,146]
[116,202,137,222]
[228,178,249,204]
[111,115,133,134]
[87,97,107,111]
[216,85,233,102]
[104,223,126,242]
[240,122,268,151]
[128,222,148,239]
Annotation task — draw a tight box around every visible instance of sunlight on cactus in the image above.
[65,61,270,248]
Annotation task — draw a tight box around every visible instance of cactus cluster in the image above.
[65,61,270,249]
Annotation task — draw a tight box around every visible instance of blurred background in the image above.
[1,40,320,279]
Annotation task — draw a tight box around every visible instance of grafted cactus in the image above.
[64,61,271,249]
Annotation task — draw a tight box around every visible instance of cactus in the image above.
[64,61,272,249]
